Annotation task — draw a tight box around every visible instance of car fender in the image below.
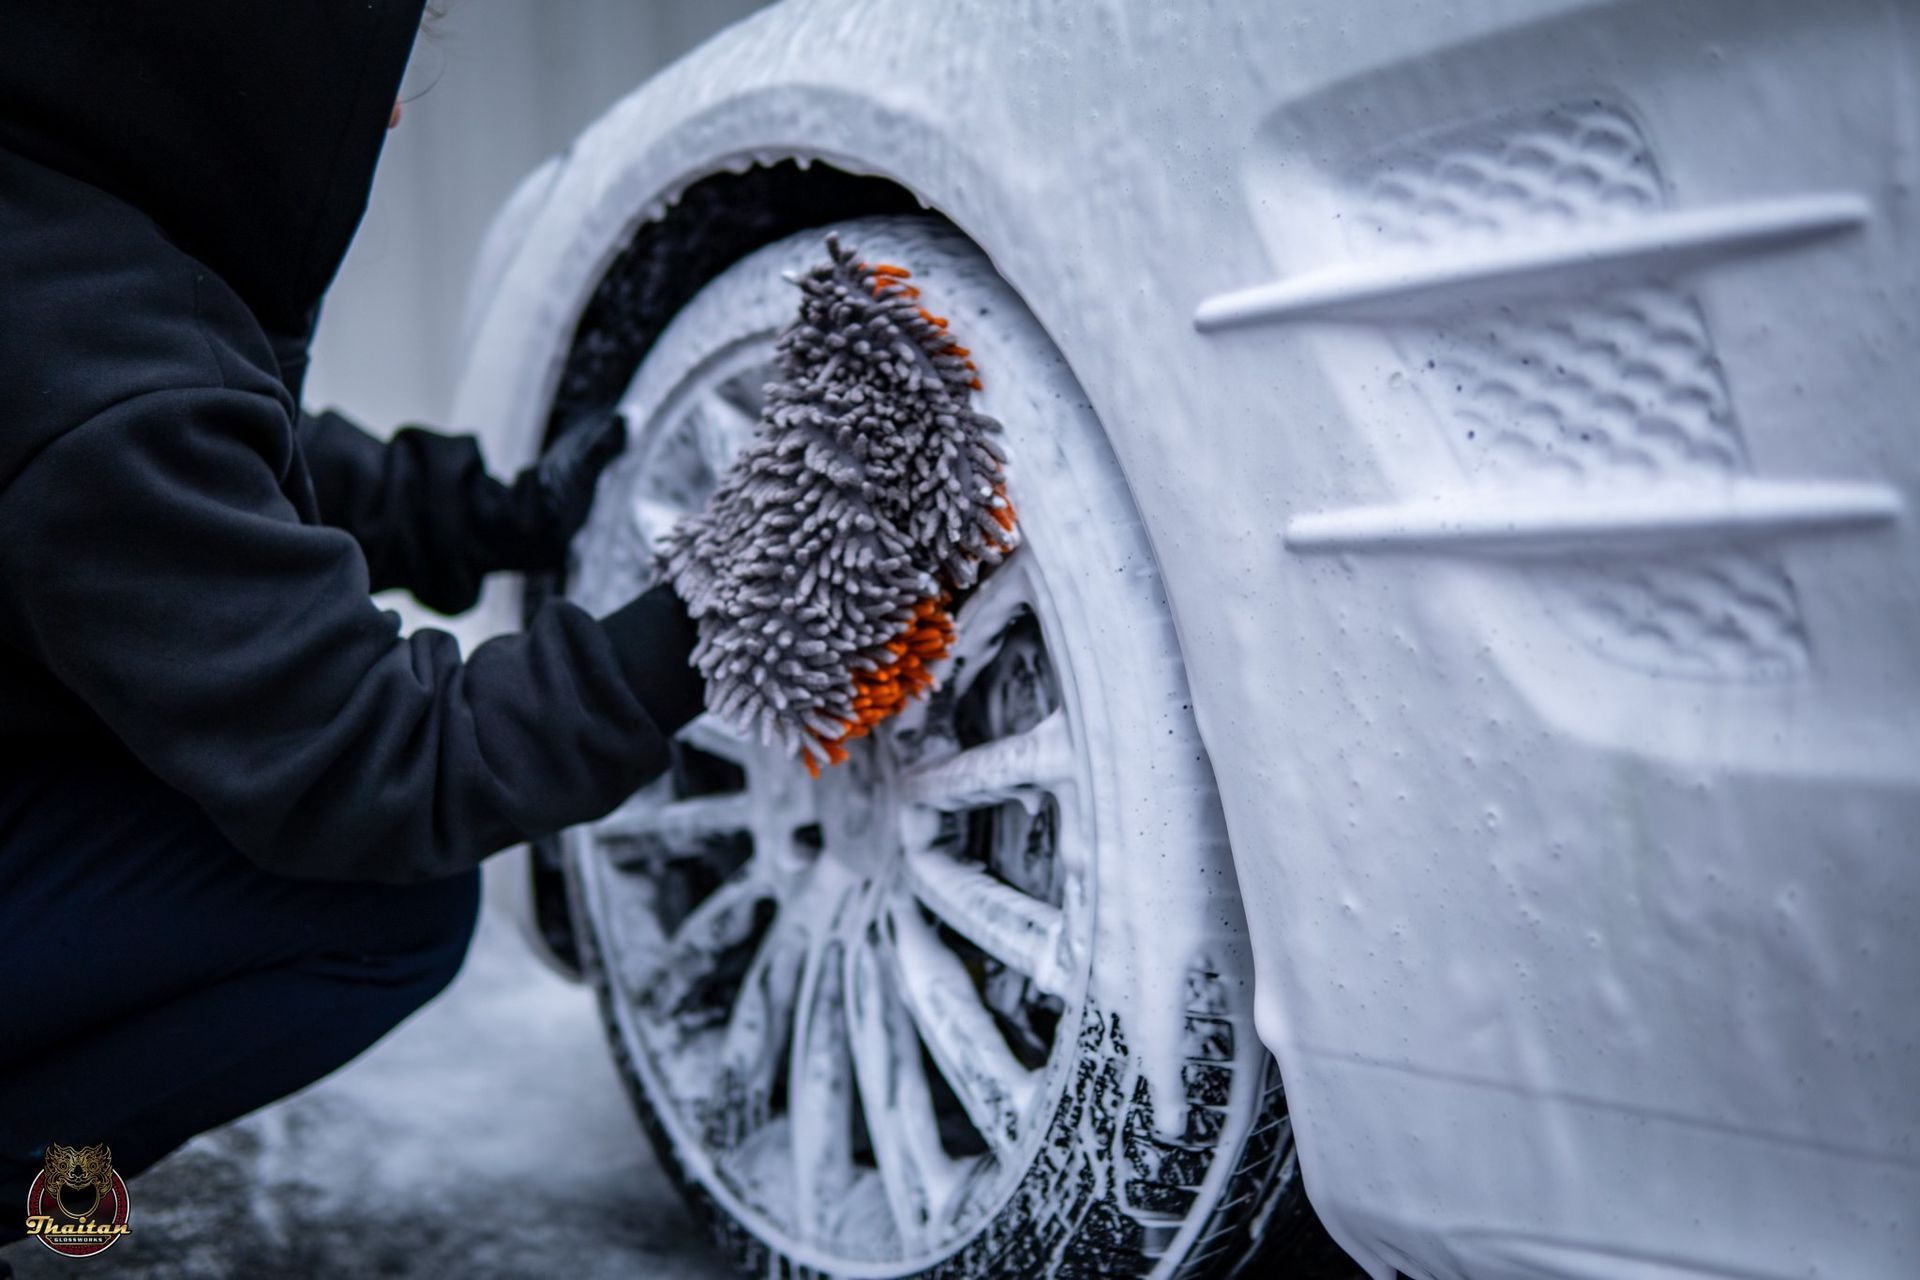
[459,3,1920,1276]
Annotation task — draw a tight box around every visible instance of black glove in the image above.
[485,409,628,572]
[602,580,706,736]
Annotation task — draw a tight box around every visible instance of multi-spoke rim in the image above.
[568,334,1095,1271]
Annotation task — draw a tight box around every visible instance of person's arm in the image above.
[296,406,624,615]
[0,385,700,883]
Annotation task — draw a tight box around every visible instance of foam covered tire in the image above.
[561,217,1354,1279]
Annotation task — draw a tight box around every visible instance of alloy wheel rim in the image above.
[569,333,1099,1270]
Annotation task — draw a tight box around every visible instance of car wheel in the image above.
[562,216,1352,1279]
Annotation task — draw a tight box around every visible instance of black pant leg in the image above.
[0,751,480,1238]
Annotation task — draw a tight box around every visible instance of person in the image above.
[0,0,706,1248]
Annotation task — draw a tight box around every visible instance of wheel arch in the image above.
[458,75,1230,989]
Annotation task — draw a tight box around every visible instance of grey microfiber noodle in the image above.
[659,235,1015,766]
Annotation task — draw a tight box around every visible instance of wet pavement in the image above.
[3,904,734,1280]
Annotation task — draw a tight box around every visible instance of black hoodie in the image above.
[0,1,700,881]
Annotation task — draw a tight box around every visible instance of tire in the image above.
[560,216,1353,1279]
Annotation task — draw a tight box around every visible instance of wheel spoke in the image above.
[596,791,752,857]
[898,708,1073,812]
[678,712,747,761]
[903,843,1071,1000]
[631,494,685,548]
[789,939,857,1239]
[711,926,805,1149]
[887,902,1038,1159]
[693,388,759,476]
[632,872,771,1020]
[845,933,961,1248]
[947,559,1033,696]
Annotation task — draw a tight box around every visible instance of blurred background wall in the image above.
[305,0,770,434]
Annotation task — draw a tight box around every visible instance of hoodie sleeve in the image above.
[297,407,520,616]
[0,385,702,883]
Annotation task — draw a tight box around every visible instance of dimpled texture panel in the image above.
[1347,102,1809,680]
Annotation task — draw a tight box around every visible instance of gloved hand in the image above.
[485,409,628,572]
